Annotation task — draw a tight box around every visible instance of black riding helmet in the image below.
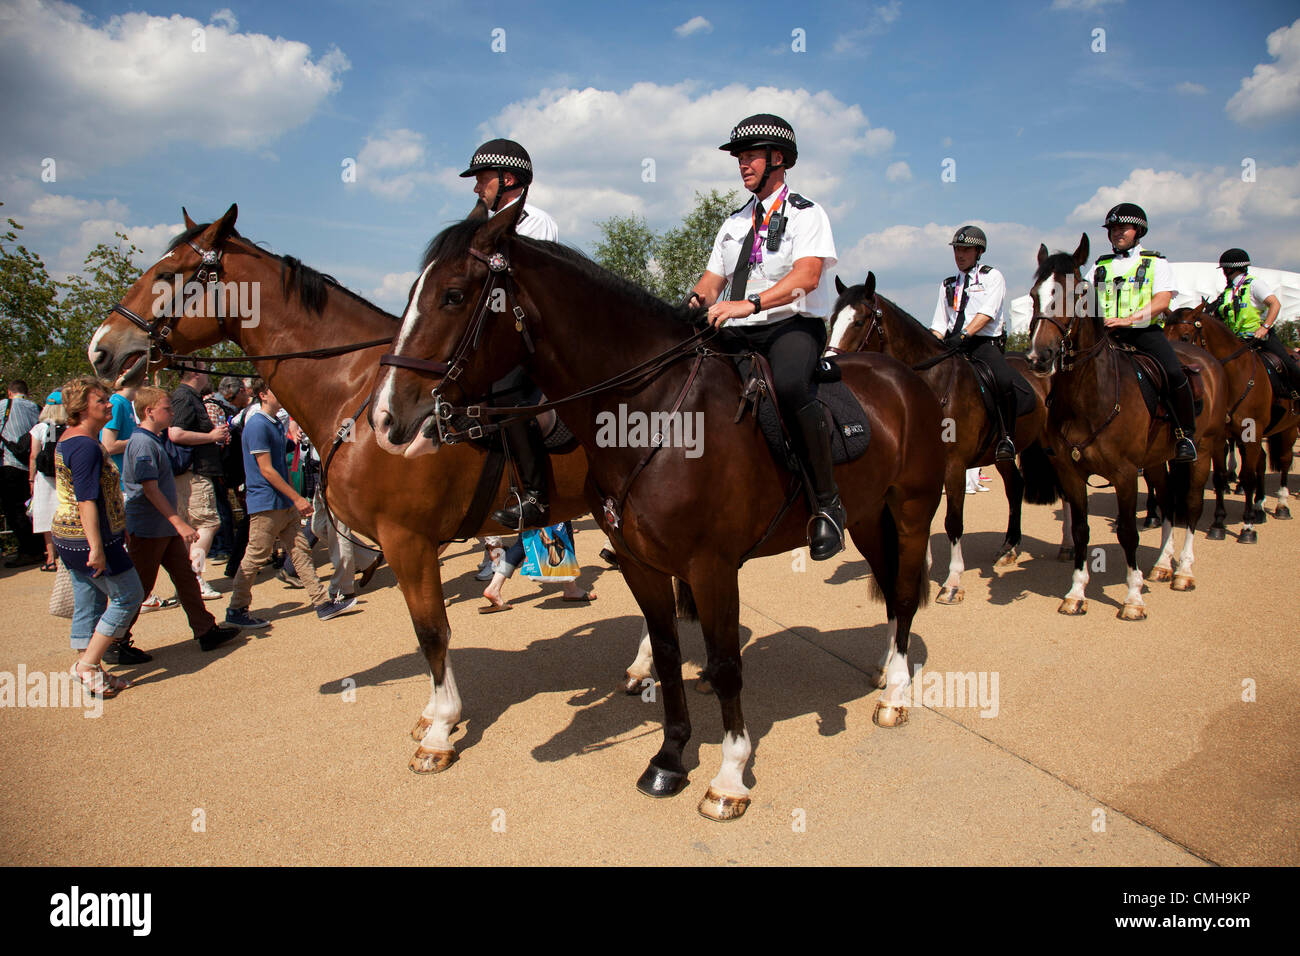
[1219,248,1250,271]
[1103,202,1148,240]
[719,114,797,194]
[950,225,987,250]
[460,139,533,211]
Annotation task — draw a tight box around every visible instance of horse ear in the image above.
[213,203,239,241]
[835,276,846,294]
[182,207,197,230]
[865,271,876,298]
[1037,244,1049,267]
[1073,232,1089,268]
[473,192,526,251]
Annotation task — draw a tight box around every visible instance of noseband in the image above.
[110,238,227,364]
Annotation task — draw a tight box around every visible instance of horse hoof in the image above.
[1255,510,1267,524]
[1117,603,1147,621]
[872,701,909,728]
[935,586,965,605]
[1205,526,1225,541]
[410,716,433,742]
[872,669,888,690]
[1057,598,1087,616]
[1142,515,1162,529]
[697,787,750,822]
[994,549,1018,569]
[636,763,689,798]
[1239,529,1258,545]
[1171,574,1196,591]
[1147,566,1173,583]
[624,672,649,695]
[409,746,457,774]
[1275,505,1292,520]
[1057,547,1074,562]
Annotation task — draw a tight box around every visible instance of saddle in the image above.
[1118,346,1204,421]
[1247,342,1300,424]
[731,352,871,470]
[968,356,1037,422]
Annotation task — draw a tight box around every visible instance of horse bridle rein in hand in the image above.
[378,244,714,445]
[110,234,393,376]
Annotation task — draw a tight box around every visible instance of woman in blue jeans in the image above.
[52,376,143,698]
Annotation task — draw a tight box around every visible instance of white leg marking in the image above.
[1154,519,1175,570]
[1064,566,1089,601]
[419,653,462,752]
[708,729,752,798]
[943,537,965,589]
[627,625,653,682]
[877,618,898,675]
[884,644,911,707]
[1177,528,1195,576]
[1124,566,1145,608]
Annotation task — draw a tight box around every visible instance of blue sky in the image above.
[2,0,1298,321]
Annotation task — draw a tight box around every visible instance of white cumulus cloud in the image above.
[370,271,420,312]
[1227,17,1300,125]
[354,129,437,200]
[885,161,912,183]
[674,16,712,37]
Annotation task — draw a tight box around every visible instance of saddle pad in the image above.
[734,354,870,467]
[1132,365,1204,421]
[970,360,1037,421]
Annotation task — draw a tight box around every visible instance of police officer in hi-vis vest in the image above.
[1211,248,1300,397]
[687,114,844,560]
[458,139,559,530]
[1093,202,1197,462]
[929,225,1017,461]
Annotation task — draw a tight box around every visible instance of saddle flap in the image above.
[1183,365,1204,404]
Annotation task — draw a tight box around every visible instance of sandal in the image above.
[70,661,132,699]
[40,560,57,572]
[562,590,597,603]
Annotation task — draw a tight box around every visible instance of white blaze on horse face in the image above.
[709,729,752,798]
[377,260,436,432]
[87,322,113,366]
[419,652,462,752]
[828,303,856,355]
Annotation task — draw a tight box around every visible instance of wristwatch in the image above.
[747,294,762,315]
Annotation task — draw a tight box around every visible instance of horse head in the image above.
[89,204,243,385]
[830,272,882,352]
[372,199,534,457]
[1025,233,1090,377]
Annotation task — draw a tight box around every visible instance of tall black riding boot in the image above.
[994,391,1017,462]
[1170,379,1197,463]
[490,419,551,531]
[795,401,846,561]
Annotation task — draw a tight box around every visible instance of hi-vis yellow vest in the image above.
[1094,251,1165,328]
[1213,277,1262,336]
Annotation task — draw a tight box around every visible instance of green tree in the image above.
[0,211,60,392]
[594,189,739,303]
[54,232,145,389]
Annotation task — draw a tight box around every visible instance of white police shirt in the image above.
[705,189,837,326]
[1228,272,1275,308]
[1094,243,1175,330]
[930,265,1007,338]
[493,197,558,242]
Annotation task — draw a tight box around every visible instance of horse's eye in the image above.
[442,289,465,306]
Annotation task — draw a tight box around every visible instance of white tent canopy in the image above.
[1007,264,1300,334]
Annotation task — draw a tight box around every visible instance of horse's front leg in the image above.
[1058,471,1090,615]
[624,625,654,694]
[385,528,461,772]
[1206,436,1228,540]
[994,457,1024,568]
[1114,469,1148,621]
[1148,465,1177,582]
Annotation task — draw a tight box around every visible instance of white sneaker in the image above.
[140,594,163,612]
[197,577,222,601]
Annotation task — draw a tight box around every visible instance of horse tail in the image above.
[1167,460,1192,525]
[1020,441,1061,505]
[1266,430,1287,472]
[673,578,699,621]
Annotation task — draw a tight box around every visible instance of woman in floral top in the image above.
[53,376,143,698]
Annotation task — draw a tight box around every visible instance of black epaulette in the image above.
[979,265,992,274]
[1140,250,1164,258]
[730,200,751,216]
[787,193,814,209]
[1096,254,1115,263]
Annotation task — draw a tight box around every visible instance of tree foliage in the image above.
[593,189,739,303]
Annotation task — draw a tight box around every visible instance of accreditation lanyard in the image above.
[749,186,788,266]
[952,271,969,312]
[1231,274,1248,316]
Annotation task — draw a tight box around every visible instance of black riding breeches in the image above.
[1112,325,1188,390]
[490,366,542,408]
[731,315,827,417]
[963,336,1016,397]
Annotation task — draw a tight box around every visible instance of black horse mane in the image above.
[165,224,398,321]
[420,216,698,328]
[1033,251,1080,287]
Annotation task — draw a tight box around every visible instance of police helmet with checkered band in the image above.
[460,139,534,186]
[1103,202,1148,239]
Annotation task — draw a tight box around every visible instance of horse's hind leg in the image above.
[1148,466,1176,582]
[1238,439,1264,543]
[1207,437,1228,540]
[994,457,1024,568]
[1172,458,1211,591]
[689,563,752,822]
[848,516,898,693]
[874,494,934,726]
[1058,472,1091,614]
[620,559,692,800]
[1114,468,1148,621]
[1272,431,1295,518]
[1142,471,1163,529]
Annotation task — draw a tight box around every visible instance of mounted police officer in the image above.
[929,225,1017,461]
[687,114,844,560]
[459,138,558,529]
[1211,248,1300,397]
[1093,202,1197,462]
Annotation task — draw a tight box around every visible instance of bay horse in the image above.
[830,272,1055,603]
[1024,235,1228,616]
[371,198,946,821]
[87,204,596,773]
[1164,300,1300,536]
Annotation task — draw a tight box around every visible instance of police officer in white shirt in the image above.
[686,114,844,560]
[1092,202,1196,462]
[1211,248,1300,396]
[929,225,1017,461]
[459,139,558,528]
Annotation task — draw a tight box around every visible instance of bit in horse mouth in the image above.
[115,350,149,387]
